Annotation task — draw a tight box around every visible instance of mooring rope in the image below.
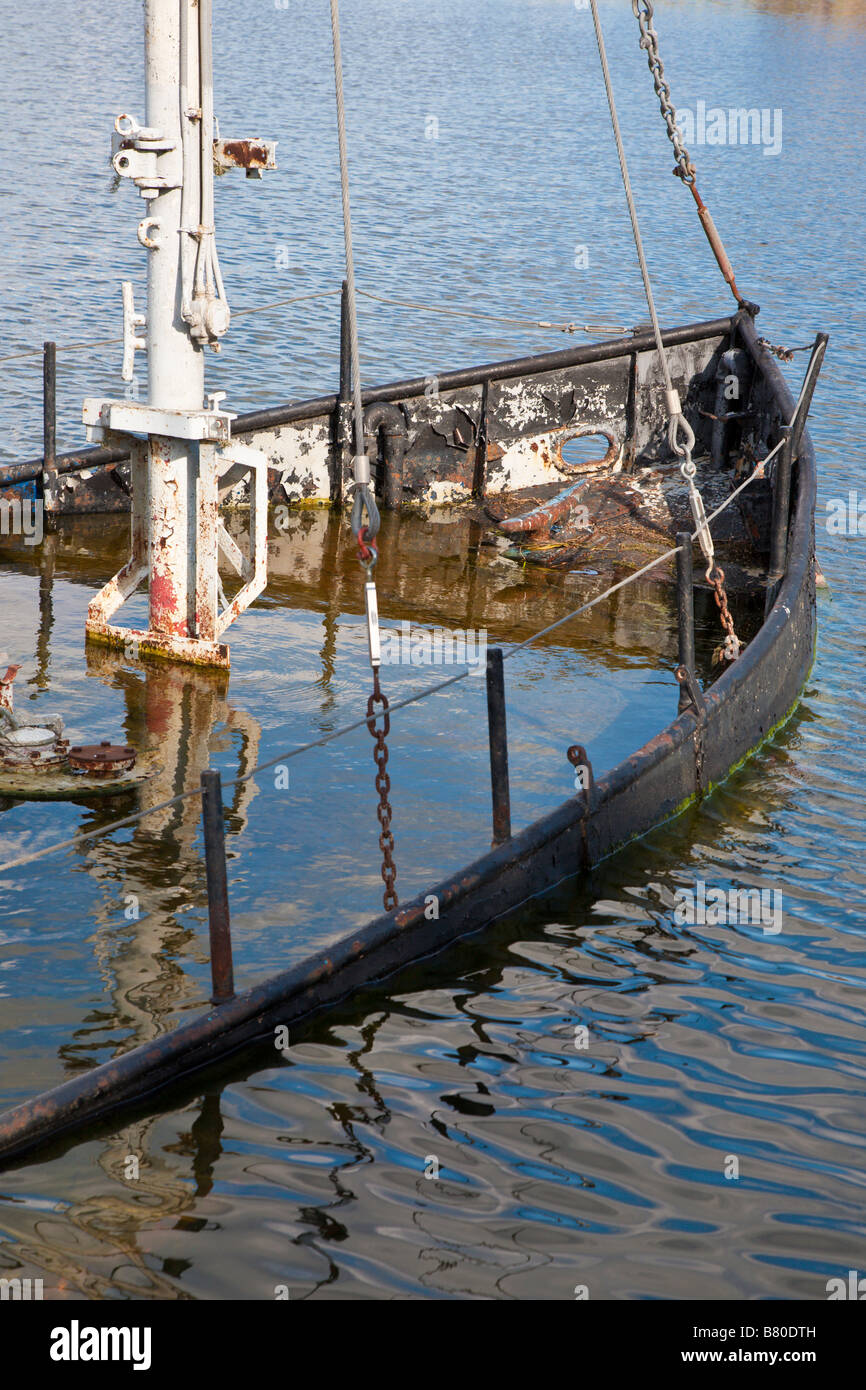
[588,0,673,408]
[329,0,365,462]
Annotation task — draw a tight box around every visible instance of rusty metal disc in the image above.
[0,725,65,773]
[67,741,137,777]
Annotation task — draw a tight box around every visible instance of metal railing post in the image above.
[339,278,351,403]
[486,647,511,846]
[200,770,235,1003]
[767,331,829,584]
[768,434,794,582]
[41,341,56,507]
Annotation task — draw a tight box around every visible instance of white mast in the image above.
[83,0,275,668]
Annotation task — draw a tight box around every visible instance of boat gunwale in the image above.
[0,315,738,488]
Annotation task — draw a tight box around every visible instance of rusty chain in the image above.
[632,1,696,185]
[367,667,397,911]
[672,422,744,666]
[631,1,746,306]
[708,564,742,665]
[758,337,814,364]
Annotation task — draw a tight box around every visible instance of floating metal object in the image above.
[67,742,137,777]
[0,725,68,774]
[0,663,142,797]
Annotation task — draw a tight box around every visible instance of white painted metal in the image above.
[121,281,147,382]
[83,398,235,444]
[83,0,273,668]
[145,0,202,415]
[213,443,269,638]
[142,0,199,644]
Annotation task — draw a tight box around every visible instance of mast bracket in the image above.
[112,114,181,198]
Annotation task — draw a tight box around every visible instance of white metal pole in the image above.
[144,0,203,638]
[144,0,202,412]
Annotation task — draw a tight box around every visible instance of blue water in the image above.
[0,0,864,1300]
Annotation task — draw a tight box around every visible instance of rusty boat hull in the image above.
[0,309,824,1165]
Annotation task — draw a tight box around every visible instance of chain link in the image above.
[671,414,743,664]
[708,565,742,664]
[632,1,697,184]
[367,668,398,912]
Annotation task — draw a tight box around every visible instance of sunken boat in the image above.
[0,0,827,1163]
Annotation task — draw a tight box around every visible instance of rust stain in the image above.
[216,140,271,171]
[149,567,189,638]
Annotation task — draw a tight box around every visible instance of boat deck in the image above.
[477,454,767,593]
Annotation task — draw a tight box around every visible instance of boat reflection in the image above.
[0,546,265,1296]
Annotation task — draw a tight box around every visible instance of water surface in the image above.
[0,0,864,1300]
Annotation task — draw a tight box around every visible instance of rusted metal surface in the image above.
[0,666,68,772]
[688,182,743,304]
[675,532,696,713]
[86,619,230,670]
[0,671,149,794]
[67,742,137,776]
[0,317,737,513]
[675,664,706,719]
[494,478,592,536]
[0,758,155,801]
[367,669,398,912]
[0,726,68,774]
[0,662,20,713]
[213,138,277,175]
[80,432,267,669]
[363,403,407,510]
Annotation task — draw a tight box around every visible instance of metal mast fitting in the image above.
[83,0,276,669]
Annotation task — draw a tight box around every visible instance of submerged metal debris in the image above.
[0,660,142,799]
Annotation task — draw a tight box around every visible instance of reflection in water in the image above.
[75,647,261,1060]
[0,494,769,1297]
[0,545,266,1297]
[755,0,866,22]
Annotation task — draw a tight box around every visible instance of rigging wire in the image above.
[0,294,629,368]
[588,0,740,658]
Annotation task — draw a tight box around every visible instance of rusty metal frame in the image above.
[83,435,268,668]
